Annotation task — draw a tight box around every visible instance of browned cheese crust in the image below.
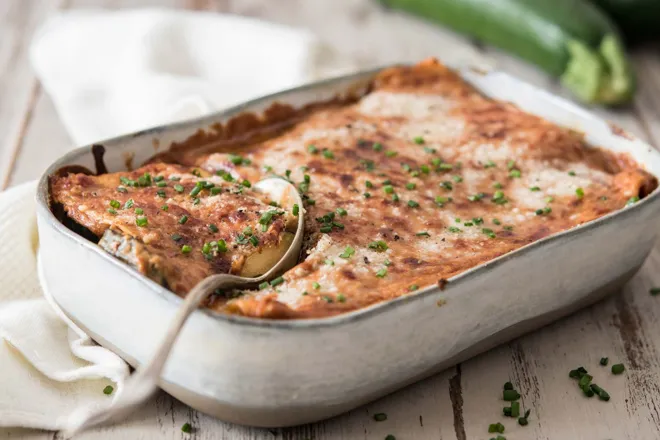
[51,59,657,319]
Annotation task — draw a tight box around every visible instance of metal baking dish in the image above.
[36,64,660,427]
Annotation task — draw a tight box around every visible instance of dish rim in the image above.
[36,64,660,330]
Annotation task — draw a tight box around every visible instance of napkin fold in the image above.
[1,8,351,430]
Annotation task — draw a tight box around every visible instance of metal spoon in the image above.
[63,177,304,437]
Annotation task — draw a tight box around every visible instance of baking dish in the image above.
[36,64,660,427]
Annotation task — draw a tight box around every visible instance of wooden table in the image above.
[3,1,660,439]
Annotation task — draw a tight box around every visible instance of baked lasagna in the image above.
[50,59,657,319]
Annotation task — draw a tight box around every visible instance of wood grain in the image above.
[3,1,660,439]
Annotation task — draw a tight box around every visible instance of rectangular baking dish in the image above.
[36,64,660,427]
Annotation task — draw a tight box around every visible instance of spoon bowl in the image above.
[63,177,305,437]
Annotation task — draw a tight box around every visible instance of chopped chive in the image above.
[376,268,388,278]
[249,235,259,246]
[575,187,584,199]
[336,293,346,303]
[169,176,181,181]
[181,423,192,433]
[190,186,202,197]
[510,401,520,417]
[313,282,321,290]
[448,226,462,233]
[293,204,300,216]
[210,187,222,195]
[323,149,334,159]
[320,225,332,233]
[181,245,192,254]
[365,180,373,189]
[178,215,188,225]
[438,163,453,171]
[156,190,166,198]
[504,382,513,390]
[507,160,516,170]
[509,169,522,178]
[488,422,505,433]
[407,200,419,208]
[611,363,625,375]
[385,435,396,440]
[473,217,484,225]
[336,207,347,216]
[530,186,541,191]
[363,192,371,198]
[484,160,496,169]
[650,287,660,296]
[384,259,391,266]
[117,186,127,193]
[409,285,419,292]
[406,182,416,190]
[545,196,554,203]
[374,413,387,422]
[171,233,182,241]
[372,142,383,152]
[161,204,168,211]
[568,170,576,176]
[413,136,425,144]
[340,246,356,259]
[424,147,436,154]
[385,150,397,157]
[600,357,609,366]
[590,383,610,401]
[503,407,512,417]
[468,193,485,202]
[156,181,167,188]
[107,208,117,215]
[626,196,640,206]
[416,231,430,237]
[440,181,453,191]
[103,385,113,395]
[135,216,148,227]
[452,175,463,183]
[192,197,200,205]
[383,185,394,194]
[270,276,284,287]
[259,281,269,290]
[503,389,520,401]
[307,144,318,154]
[368,240,388,252]
[216,240,227,252]
[391,193,400,202]
[174,184,184,193]
[518,417,529,426]
[482,228,496,238]
[109,200,120,209]
[208,224,218,233]
[324,258,334,266]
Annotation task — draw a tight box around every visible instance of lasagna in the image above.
[50,58,657,319]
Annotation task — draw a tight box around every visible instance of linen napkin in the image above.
[1,8,351,430]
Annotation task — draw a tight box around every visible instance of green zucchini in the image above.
[380,0,635,105]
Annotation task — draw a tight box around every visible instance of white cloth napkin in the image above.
[0,8,350,430]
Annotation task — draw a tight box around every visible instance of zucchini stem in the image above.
[561,34,634,105]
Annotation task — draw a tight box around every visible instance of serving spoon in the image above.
[63,177,304,437]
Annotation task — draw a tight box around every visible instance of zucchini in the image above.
[380,0,635,105]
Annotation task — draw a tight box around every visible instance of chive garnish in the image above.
[575,187,584,199]
[650,288,660,296]
[384,185,394,194]
[190,185,202,197]
[307,144,318,154]
[161,204,168,211]
[270,276,284,287]
[249,235,259,247]
[363,192,371,198]
[488,422,505,433]
[336,293,346,303]
[440,181,453,191]
[365,180,373,189]
[568,170,576,176]
[482,228,496,238]
[510,401,520,417]
[504,382,513,390]
[174,184,184,193]
[171,233,182,241]
[406,182,416,190]
[259,281,269,290]
[493,218,502,225]
[409,285,419,291]
[448,226,462,233]
[611,363,625,375]
[368,240,388,252]
[320,225,332,233]
[178,215,188,225]
[156,190,166,198]
[181,423,192,433]
[509,169,521,178]
[385,150,397,157]
[416,231,430,237]
[340,246,355,259]
[181,245,192,254]
[530,186,541,191]
[373,142,383,151]
[626,196,640,206]
[374,413,388,422]
[503,389,520,401]
[323,149,334,159]
[313,282,321,290]
[293,204,300,216]
[493,182,503,189]
[376,268,387,278]
[407,200,419,208]
[484,160,496,168]
[507,160,516,170]
[210,187,222,195]
[109,200,120,209]
[107,208,117,215]
[208,224,218,233]
[413,136,425,144]
[103,385,113,395]
[117,186,127,193]
[336,207,347,216]
[391,193,400,202]
[452,175,463,183]
[468,193,485,202]
[600,357,609,366]
[135,216,148,227]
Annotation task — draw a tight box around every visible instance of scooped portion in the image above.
[50,163,296,298]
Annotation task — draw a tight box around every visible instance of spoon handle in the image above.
[63,274,242,437]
